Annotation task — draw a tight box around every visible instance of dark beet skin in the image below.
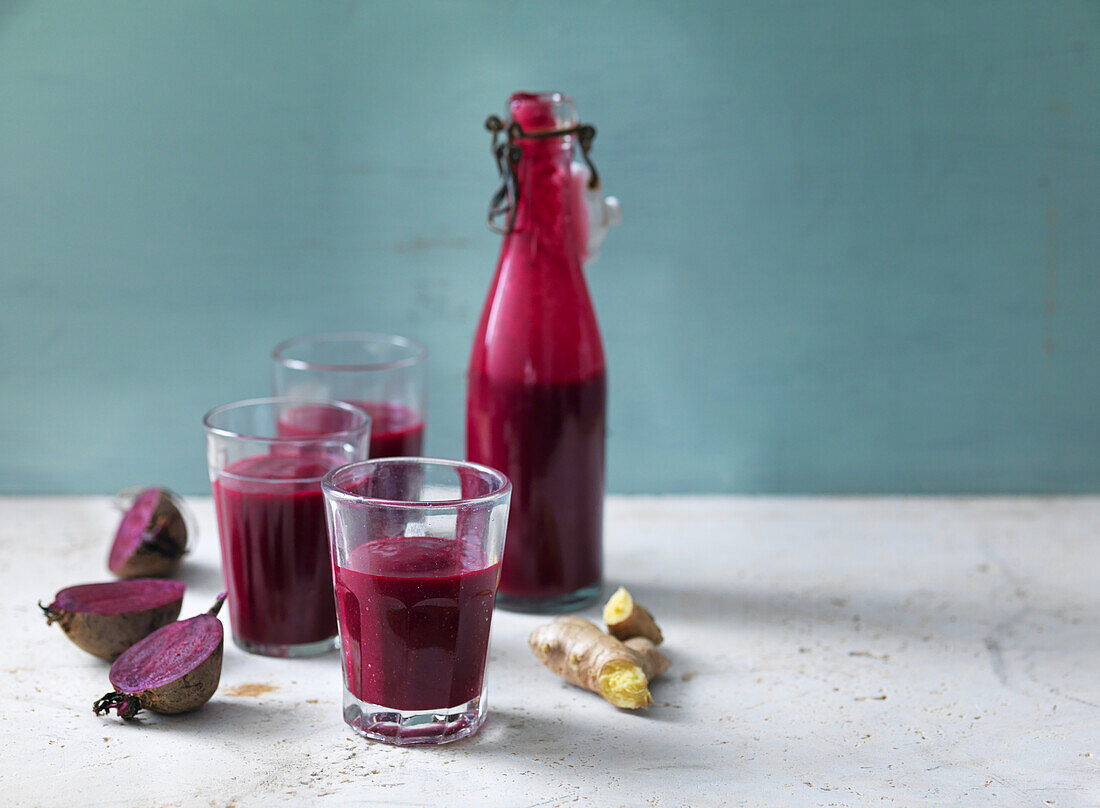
[41,579,185,661]
[94,594,225,720]
[108,488,188,578]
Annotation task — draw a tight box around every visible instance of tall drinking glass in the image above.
[271,332,427,458]
[204,398,370,657]
[322,458,511,745]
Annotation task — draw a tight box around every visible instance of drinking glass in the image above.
[271,333,427,458]
[322,458,511,744]
[204,398,370,657]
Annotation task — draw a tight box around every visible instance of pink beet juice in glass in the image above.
[213,454,341,649]
[205,398,370,657]
[272,333,427,458]
[322,458,511,745]
[334,536,500,710]
[467,92,611,612]
[278,401,423,458]
[356,402,423,458]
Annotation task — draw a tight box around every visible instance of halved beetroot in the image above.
[94,594,225,720]
[41,579,185,660]
[108,487,188,578]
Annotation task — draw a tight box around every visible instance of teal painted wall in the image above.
[1,1,1098,494]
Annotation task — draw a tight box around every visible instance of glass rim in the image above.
[271,332,428,373]
[322,457,511,510]
[202,396,371,445]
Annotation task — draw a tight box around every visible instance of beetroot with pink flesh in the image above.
[94,594,225,720]
[50,579,184,615]
[108,487,188,578]
[41,579,185,661]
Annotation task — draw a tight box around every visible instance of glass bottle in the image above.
[466,91,620,612]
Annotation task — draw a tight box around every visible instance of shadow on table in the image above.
[178,557,226,596]
[422,703,756,787]
[95,697,282,735]
[428,704,707,763]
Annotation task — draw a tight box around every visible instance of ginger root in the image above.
[529,616,669,709]
[603,586,663,645]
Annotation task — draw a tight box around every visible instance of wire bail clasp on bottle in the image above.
[484,115,601,235]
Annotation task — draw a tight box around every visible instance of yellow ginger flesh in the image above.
[603,586,664,645]
[599,659,652,708]
[603,586,634,624]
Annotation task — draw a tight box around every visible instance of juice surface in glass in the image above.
[278,401,423,458]
[333,536,500,710]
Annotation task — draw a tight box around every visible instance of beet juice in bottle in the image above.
[467,91,621,612]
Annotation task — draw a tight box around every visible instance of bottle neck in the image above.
[500,92,584,259]
[507,134,582,259]
[473,94,606,383]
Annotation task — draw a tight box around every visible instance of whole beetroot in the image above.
[41,579,185,661]
[94,594,226,720]
[108,487,188,578]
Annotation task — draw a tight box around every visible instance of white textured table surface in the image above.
[2,496,1098,807]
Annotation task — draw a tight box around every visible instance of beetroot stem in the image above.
[94,691,143,720]
[208,592,227,617]
[38,602,59,625]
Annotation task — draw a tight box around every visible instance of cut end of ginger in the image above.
[598,658,652,709]
[603,585,664,645]
[603,586,634,624]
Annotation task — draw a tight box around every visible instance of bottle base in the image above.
[232,634,337,658]
[344,688,487,746]
[496,583,602,614]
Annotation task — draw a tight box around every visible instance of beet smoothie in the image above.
[212,453,342,649]
[334,536,500,710]
[278,401,424,458]
[467,92,607,609]
[467,372,604,600]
